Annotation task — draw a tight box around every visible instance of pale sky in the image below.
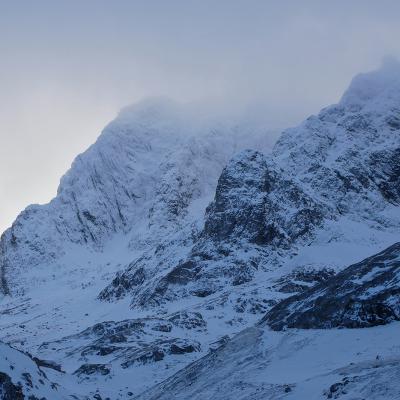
[1,0,400,233]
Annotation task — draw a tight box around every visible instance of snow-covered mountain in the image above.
[0,341,76,399]
[1,59,400,399]
[137,242,400,400]
[0,99,274,297]
[136,323,400,400]
[263,241,400,330]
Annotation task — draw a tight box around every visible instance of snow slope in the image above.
[136,322,400,400]
[263,242,400,330]
[0,98,277,398]
[137,241,400,399]
[0,341,78,399]
[0,99,274,296]
[104,58,400,312]
[0,60,400,398]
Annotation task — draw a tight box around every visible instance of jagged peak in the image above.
[105,97,231,140]
[115,97,184,128]
[340,56,400,108]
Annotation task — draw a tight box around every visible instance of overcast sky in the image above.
[1,0,400,233]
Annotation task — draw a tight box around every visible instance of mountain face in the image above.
[101,59,400,314]
[136,243,400,400]
[135,322,400,400]
[262,242,400,330]
[1,60,400,399]
[0,99,274,297]
[99,149,325,307]
[0,341,75,399]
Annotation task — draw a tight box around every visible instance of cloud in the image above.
[1,1,400,232]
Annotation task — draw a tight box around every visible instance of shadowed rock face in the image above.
[0,372,24,400]
[101,63,400,310]
[273,267,335,294]
[0,341,75,399]
[262,242,400,330]
[2,63,400,399]
[202,150,324,246]
[99,265,146,301]
[370,147,400,204]
[74,363,111,377]
[127,149,326,306]
[202,150,274,245]
[38,312,205,378]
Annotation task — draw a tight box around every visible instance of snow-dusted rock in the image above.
[1,60,400,399]
[103,59,400,311]
[135,322,400,400]
[0,341,76,399]
[39,313,205,373]
[135,240,400,399]
[121,149,325,307]
[0,99,275,296]
[262,242,400,330]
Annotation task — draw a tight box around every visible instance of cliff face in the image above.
[102,60,400,312]
[0,341,76,399]
[263,242,400,330]
[1,61,400,399]
[0,99,274,296]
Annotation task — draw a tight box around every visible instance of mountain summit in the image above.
[1,61,400,399]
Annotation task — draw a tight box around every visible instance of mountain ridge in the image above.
[1,60,400,399]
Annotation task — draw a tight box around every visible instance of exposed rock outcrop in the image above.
[262,242,400,330]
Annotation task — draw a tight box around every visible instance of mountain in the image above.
[0,99,273,297]
[1,59,400,399]
[263,242,400,330]
[0,341,76,399]
[136,322,400,400]
[103,58,400,311]
[133,122,400,398]
[0,99,277,398]
[136,242,400,400]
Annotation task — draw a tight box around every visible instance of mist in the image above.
[1,0,400,233]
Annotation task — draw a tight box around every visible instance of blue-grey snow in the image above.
[0,59,400,399]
